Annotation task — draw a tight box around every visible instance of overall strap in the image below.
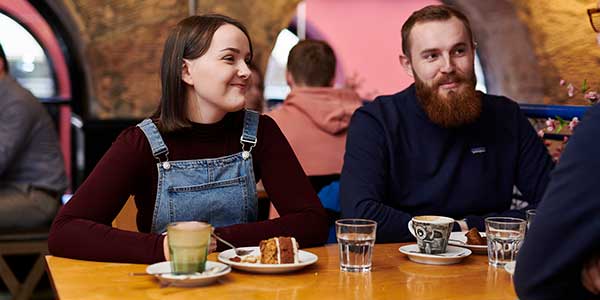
[240,110,259,159]
[136,119,169,161]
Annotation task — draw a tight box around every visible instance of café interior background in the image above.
[3,0,599,119]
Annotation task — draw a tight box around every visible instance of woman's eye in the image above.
[223,55,234,61]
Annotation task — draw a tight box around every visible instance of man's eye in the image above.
[425,53,438,60]
[453,48,466,55]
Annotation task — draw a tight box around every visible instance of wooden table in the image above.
[45,243,517,300]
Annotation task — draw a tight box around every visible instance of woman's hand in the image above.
[163,235,170,261]
[582,254,600,295]
[209,237,217,253]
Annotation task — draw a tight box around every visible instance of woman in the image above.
[48,14,328,264]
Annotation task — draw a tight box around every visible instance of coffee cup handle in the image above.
[407,220,416,238]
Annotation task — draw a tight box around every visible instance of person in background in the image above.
[514,4,600,297]
[340,5,554,243]
[245,63,265,113]
[266,40,362,222]
[48,14,328,264]
[0,43,67,230]
[267,39,362,192]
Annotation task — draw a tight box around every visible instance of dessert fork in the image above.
[211,233,254,256]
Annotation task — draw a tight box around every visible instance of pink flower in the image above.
[568,117,579,131]
[537,129,545,138]
[567,83,575,97]
[585,91,599,104]
[559,79,566,86]
[545,118,556,132]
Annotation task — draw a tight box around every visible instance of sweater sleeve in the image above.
[214,115,329,249]
[464,109,555,231]
[514,105,600,300]
[48,127,166,264]
[339,108,414,242]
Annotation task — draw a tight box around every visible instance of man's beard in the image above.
[414,71,481,128]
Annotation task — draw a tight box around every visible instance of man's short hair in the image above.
[0,43,8,73]
[287,39,336,87]
[401,5,474,59]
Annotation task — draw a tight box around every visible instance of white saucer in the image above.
[448,231,488,254]
[399,244,472,265]
[217,247,318,274]
[146,261,230,287]
[504,261,516,275]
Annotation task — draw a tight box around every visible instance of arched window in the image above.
[0,12,56,97]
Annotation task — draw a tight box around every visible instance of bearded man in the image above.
[339,5,554,242]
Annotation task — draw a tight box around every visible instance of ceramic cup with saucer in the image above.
[399,244,471,265]
[408,216,454,254]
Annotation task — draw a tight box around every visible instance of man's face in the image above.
[401,17,481,128]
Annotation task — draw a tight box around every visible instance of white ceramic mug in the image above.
[407,216,454,254]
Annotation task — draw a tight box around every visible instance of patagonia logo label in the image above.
[471,147,486,154]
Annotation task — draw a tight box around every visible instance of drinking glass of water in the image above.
[335,219,377,272]
[485,217,526,267]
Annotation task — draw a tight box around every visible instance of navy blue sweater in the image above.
[340,85,554,242]
[514,104,600,300]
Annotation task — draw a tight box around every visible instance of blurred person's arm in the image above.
[514,105,600,299]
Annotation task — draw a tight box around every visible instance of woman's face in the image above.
[182,24,252,122]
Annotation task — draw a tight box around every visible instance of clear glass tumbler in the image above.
[335,219,377,272]
[485,217,526,267]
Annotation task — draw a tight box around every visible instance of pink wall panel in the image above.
[305,0,439,99]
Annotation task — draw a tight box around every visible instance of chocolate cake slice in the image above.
[259,237,299,264]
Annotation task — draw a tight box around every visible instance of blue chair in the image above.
[318,181,340,243]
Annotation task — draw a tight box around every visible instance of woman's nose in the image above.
[238,62,251,79]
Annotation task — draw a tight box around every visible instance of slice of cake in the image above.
[259,237,299,264]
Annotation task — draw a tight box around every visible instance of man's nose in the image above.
[440,54,455,73]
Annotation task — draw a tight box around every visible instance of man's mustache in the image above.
[433,74,466,88]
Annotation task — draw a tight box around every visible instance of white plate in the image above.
[146,261,230,287]
[448,231,488,254]
[504,261,516,275]
[399,244,471,265]
[217,247,318,274]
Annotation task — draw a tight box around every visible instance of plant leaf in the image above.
[582,79,589,93]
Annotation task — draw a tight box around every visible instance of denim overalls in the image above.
[136,110,259,234]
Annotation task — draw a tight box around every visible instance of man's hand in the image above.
[582,254,600,295]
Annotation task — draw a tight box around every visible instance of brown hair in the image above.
[287,39,336,87]
[401,5,474,59]
[153,14,253,132]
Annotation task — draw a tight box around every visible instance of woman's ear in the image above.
[181,60,194,85]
